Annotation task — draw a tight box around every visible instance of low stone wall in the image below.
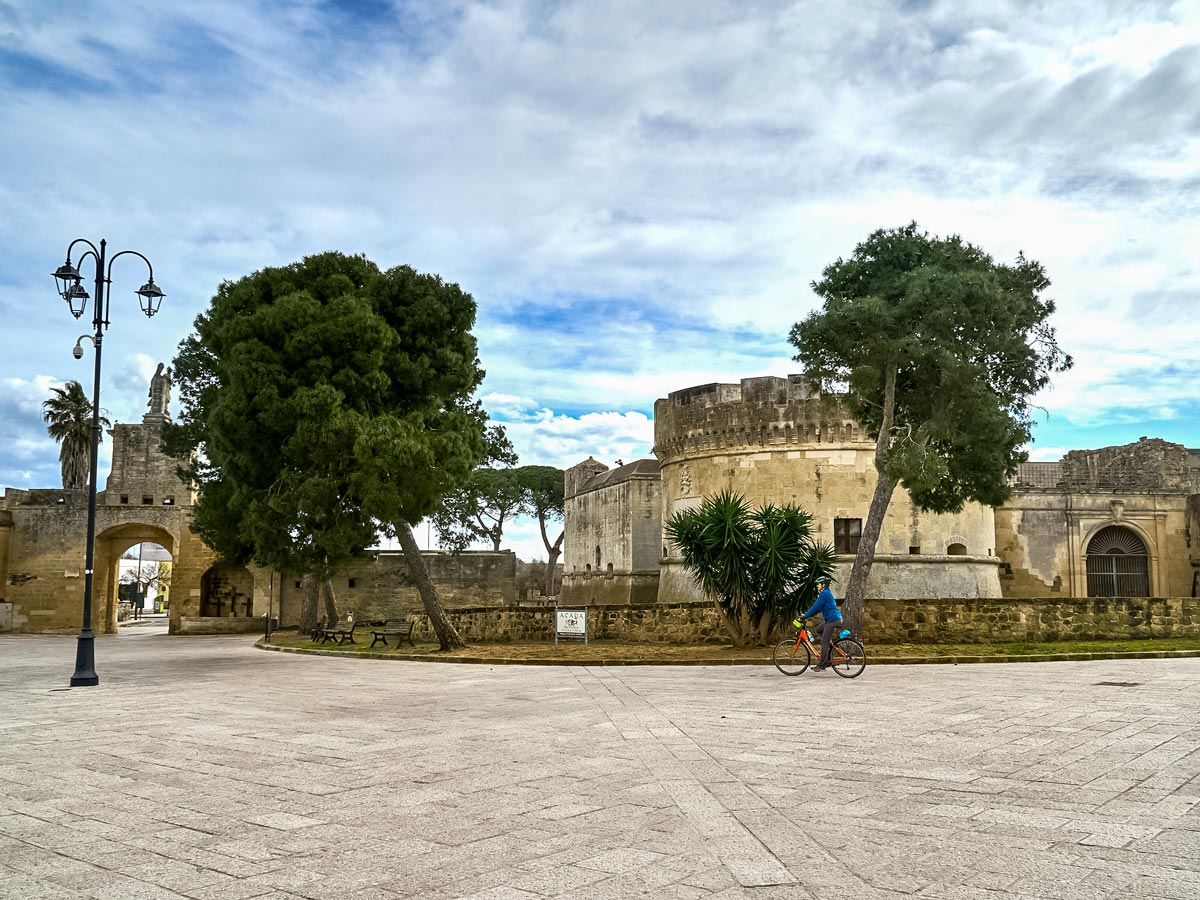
[409,601,728,644]
[179,616,264,635]
[865,597,1200,643]
[394,596,1200,646]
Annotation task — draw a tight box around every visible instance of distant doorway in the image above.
[1086,526,1149,597]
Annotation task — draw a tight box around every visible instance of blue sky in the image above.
[2,1,1198,561]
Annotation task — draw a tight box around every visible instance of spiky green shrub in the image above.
[666,490,836,647]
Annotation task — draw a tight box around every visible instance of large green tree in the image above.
[432,426,520,552]
[42,381,109,490]
[666,491,835,647]
[164,252,487,649]
[789,223,1071,630]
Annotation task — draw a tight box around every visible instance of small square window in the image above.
[294,580,302,589]
[161,497,174,505]
[834,518,861,554]
[347,578,357,588]
[909,545,921,555]
[120,495,129,504]
[142,496,153,505]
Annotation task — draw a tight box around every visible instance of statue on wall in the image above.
[148,362,172,417]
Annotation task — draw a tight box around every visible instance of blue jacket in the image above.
[802,587,842,623]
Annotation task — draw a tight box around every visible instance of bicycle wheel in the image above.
[772,638,811,675]
[830,639,866,678]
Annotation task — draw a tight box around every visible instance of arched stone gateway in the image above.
[1086,526,1150,598]
[94,523,175,632]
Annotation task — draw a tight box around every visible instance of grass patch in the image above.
[265,630,1200,663]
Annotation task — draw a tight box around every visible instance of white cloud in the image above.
[495,408,655,471]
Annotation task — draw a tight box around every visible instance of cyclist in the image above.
[799,575,842,672]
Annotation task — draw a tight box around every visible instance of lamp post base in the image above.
[69,630,100,687]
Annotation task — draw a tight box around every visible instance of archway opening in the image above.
[119,542,172,621]
[1086,526,1149,597]
[95,523,175,633]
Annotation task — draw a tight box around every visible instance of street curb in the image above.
[254,639,1200,667]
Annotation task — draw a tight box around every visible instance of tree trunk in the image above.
[843,367,899,634]
[713,602,745,646]
[321,577,339,625]
[544,539,562,597]
[299,574,319,636]
[396,522,466,651]
[756,610,774,645]
[538,511,564,597]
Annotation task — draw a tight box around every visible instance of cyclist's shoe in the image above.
[811,665,826,672]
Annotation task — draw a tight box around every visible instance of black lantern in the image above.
[135,279,165,317]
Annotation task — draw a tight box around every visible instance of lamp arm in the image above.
[106,249,155,283]
[74,249,100,277]
[65,238,100,263]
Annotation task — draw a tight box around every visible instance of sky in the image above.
[1,0,1198,563]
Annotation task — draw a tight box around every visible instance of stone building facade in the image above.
[559,458,662,605]
[997,439,1199,599]
[563,375,1200,605]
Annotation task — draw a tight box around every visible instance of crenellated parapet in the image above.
[653,375,868,462]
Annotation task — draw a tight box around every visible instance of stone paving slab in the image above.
[2,627,1199,899]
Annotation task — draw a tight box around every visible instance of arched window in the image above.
[595,545,602,568]
[1086,526,1149,598]
[947,543,967,556]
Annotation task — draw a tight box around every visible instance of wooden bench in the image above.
[370,621,415,648]
[318,617,359,645]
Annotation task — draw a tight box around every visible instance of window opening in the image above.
[833,518,861,554]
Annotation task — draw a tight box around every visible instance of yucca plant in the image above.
[42,381,110,490]
[666,490,836,647]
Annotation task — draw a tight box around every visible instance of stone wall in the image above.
[405,601,728,644]
[179,616,263,635]
[276,550,517,625]
[381,596,1200,646]
[864,596,1200,643]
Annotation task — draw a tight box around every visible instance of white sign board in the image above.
[555,608,588,646]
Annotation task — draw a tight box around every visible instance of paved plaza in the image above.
[2,628,1199,900]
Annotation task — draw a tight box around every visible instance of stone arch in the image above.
[1085,525,1149,598]
[94,523,175,633]
[947,542,967,556]
[199,563,255,617]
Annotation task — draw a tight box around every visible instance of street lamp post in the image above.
[52,238,165,687]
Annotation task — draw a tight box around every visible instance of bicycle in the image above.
[772,619,866,678]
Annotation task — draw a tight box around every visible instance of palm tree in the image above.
[666,490,836,647]
[42,381,109,490]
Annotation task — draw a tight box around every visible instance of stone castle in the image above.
[560,375,1200,607]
